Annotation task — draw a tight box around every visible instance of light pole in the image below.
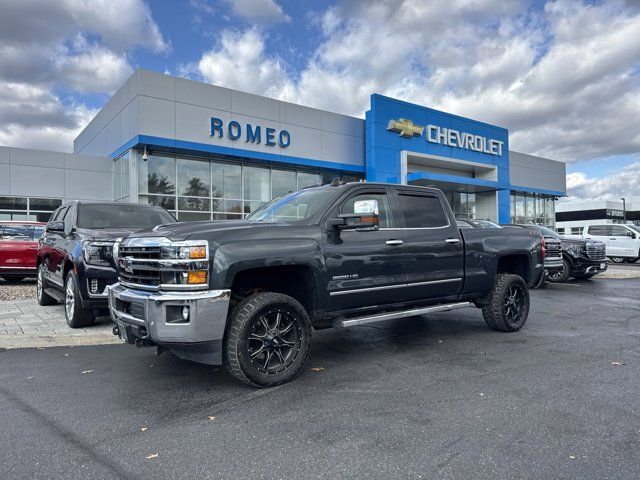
[620,197,626,222]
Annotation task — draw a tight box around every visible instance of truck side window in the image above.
[340,193,394,228]
[398,194,448,228]
[587,225,609,236]
[611,225,629,237]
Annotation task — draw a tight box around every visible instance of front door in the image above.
[324,189,406,312]
[610,225,636,256]
[394,190,464,302]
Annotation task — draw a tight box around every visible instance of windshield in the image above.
[77,204,176,229]
[473,220,501,229]
[628,224,640,233]
[246,188,336,222]
[535,225,561,238]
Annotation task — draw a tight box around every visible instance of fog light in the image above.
[182,306,190,321]
[90,279,98,294]
[187,271,207,284]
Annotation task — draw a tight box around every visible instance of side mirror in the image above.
[46,221,65,233]
[330,213,380,231]
[630,232,637,239]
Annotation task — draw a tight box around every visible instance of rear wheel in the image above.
[625,258,638,264]
[482,273,530,332]
[609,257,625,263]
[64,271,95,328]
[225,292,312,387]
[36,263,56,306]
[548,258,571,283]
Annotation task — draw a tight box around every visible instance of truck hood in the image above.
[76,227,156,242]
[127,220,287,242]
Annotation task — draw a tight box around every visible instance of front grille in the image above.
[116,238,209,291]
[546,240,562,258]
[587,244,606,260]
[117,246,162,287]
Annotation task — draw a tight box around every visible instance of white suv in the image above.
[583,224,640,263]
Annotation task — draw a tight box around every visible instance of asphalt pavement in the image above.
[1,278,639,480]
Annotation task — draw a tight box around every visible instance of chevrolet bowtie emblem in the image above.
[387,118,424,138]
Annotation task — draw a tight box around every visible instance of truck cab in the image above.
[583,224,640,263]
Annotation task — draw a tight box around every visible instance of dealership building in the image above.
[556,197,640,235]
[0,69,566,224]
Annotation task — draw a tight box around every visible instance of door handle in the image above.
[385,239,404,246]
[609,238,616,240]
[445,238,461,244]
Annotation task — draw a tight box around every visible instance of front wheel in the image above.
[36,263,56,306]
[482,273,530,332]
[225,292,312,387]
[64,271,95,328]
[609,257,625,263]
[548,258,571,283]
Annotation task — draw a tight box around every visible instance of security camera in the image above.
[142,146,148,161]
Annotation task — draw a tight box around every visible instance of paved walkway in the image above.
[0,298,119,349]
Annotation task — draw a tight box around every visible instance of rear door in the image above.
[323,188,406,311]
[394,190,464,302]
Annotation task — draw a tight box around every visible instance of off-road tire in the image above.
[225,292,312,388]
[609,257,625,263]
[64,271,95,328]
[548,257,572,283]
[482,273,530,332]
[36,263,56,306]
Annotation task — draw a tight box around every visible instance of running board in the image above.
[44,287,65,303]
[338,302,473,328]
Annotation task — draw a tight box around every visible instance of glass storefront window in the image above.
[272,169,296,197]
[297,172,321,189]
[178,158,210,197]
[244,166,270,202]
[139,195,175,210]
[212,162,241,199]
[510,192,556,227]
[138,154,175,195]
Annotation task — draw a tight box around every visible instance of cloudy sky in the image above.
[1,0,639,201]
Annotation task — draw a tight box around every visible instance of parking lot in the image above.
[0,277,638,479]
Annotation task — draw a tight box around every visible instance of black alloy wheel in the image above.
[609,257,625,263]
[225,292,312,387]
[503,283,527,328]
[245,309,302,374]
[548,258,571,283]
[482,273,530,332]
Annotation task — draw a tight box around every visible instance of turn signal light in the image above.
[189,246,207,259]
[187,270,207,284]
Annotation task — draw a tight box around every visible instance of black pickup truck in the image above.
[37,202,176,327]
[109,183,544,387]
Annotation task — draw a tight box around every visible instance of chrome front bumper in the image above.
[107,283,231,344]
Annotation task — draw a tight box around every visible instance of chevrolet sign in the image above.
[387,118,504,156]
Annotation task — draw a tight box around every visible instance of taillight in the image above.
[540,236,546,261]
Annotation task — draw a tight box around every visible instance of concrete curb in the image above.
[0,331,122,350]
[598,270,640,279]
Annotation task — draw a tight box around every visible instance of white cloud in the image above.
[565,161,640,201]
[198,29,294,98]
[225,0,291,24]
[0,0,167,150]
[191,0,640,166]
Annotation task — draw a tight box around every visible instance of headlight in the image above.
[160,241,209,260]
[565,243,586,256]
[82,241,115,266]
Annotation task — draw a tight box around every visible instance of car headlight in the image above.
[160,242,208,260]
[82,241,115,266]
[565,243,586,256]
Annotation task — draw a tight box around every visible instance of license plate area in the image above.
[118,322,129,343]
[600,263,606,269]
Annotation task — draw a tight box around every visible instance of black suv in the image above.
[37,202,176,327]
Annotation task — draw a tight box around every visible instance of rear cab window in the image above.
[587,225,610,236]
[0,224,32,241]
[396,194,449,228]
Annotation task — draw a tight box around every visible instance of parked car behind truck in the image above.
[109,183,545,387]
[581,224,640,263]
[0,221,45,282]
[37,202,176,327]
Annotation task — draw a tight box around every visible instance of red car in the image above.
[0,221,46,282]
